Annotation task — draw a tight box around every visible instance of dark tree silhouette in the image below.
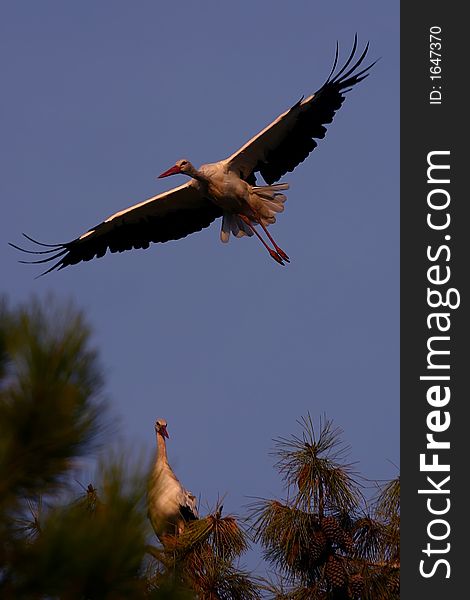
[250,415,400,599]
[0,297,398,599]
[146,499,260,599]
[0,296,257,599]
[0,297,156,599]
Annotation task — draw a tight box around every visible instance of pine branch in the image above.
[0,296,107,507]
[272,414,362,514]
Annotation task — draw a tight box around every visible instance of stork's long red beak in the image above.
[161,425,169,439]
[158,165,182,178]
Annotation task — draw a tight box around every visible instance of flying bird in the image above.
[148,418,198,544]
[11,37,375,273]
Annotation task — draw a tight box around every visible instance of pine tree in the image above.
[0,297,153,598]
[250,415,400,599]
[146,500,260,599]
[0,297,398,599]
[0,296,258,599]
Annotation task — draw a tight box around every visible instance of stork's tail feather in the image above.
[221,213,254,243]
[220,183,289,242]
[252,182,289,194]
[252,182,289,227]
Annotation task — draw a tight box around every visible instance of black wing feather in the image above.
[235,37,376,185]
[10,184,222,275]
[179,504,198,522]
[259,38,376,184]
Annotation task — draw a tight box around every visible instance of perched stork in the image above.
[11,37,375,273]
[147,418,198,544]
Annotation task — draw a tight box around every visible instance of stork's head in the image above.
[158,159,194,178]
[155,418,169,439]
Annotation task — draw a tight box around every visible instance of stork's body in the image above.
[193,162,248,212]
[170,161,276,215]
[148,419,198,543]
[158,159,290,262]
[11,37,375,273]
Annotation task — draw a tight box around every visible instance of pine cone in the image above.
[321,516,342,544]
[325,554,347,588]
[310,530,327,561]
[338,529,354,554]
[313,529,327,549]
[349,573,364,598]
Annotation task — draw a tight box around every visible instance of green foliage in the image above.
[0,296,398,599]
[10,467,148,598]
[251,415,400,599]
[176,505,248,561]
[0,296,105,508]
[251,500,324,582]
[0,296,158,599]
[375,476,400,568]
[149,503,259,599]
[273,415,362,515]
[0,296,257,600]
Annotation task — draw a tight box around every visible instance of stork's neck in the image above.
[187,165,207,183]
[156,432,169,467]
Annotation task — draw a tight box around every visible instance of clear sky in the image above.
[1,0,399,573]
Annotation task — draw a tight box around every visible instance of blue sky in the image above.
[1,0,399,573]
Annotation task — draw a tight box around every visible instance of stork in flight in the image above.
[11,37,375,273]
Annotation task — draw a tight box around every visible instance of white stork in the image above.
[11,37,375,273]
[147,418,198,544]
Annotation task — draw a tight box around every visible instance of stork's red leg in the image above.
[256,220,290,263]
[238,215,285,265]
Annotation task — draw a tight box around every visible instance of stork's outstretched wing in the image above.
[225,36,376,185]
[10,182,222,275]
